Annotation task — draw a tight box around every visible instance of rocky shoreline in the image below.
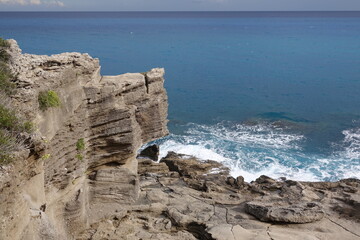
[0,40,359,240]
[75,151,360,240]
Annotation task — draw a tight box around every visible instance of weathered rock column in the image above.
[0,40,169,240]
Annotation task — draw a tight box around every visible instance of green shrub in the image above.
[0,49,10,62]
[41,154,51,160]
[38,90,61,110]
[23,121,34,133]
[0,151,12,165]
[75,154,83,161]
[0,38,9,48]
[0,43,15,96]
[0,70,15,95]
[0,38,10,63]
[76,138,85,151]
[0,130,16,165]
[76,138,85,161]
[0,100,34,165]
[0,154,11,164]
[0,38,31,165]
[0,104,18,130]
[0,104,32,133]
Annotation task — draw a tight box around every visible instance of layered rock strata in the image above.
[81,152,360,240]
[1,40,360,240]
[0,40,168,240]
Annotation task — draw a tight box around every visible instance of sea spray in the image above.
[144,122,360,182]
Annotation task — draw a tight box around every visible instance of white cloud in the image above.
[30,0,41,5]
[52,0,64,7]
[0,0,26,5]
[0,0,64,6]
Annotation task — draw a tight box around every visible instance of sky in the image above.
[1,0,360,11]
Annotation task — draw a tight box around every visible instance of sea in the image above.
[1,11,359,182]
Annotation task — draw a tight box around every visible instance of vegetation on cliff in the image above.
[0,38,15,96]
[75,138,85,161]
[0,38,10,48]
[0,101,32,164]
[0,37,31,164]
[38,90,61,110]
[76,138,85,151]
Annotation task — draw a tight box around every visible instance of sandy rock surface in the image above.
[78,152,360,240]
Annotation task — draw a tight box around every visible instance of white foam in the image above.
[159,139,228,162]
[341,128,360,160]
[154,123,360,182]
[187,122,304,150]
[158,137,320,182]
[230,163,320,182]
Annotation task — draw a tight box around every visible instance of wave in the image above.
[340,128,360,160]
[147,122,360,182]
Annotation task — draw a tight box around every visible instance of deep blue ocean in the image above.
[1,12,359,181]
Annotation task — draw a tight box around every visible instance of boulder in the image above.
[245,201,325,223]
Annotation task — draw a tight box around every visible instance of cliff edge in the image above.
[0,40,168,239]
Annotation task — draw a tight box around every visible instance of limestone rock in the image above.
[76,152,360,240]
[245,201,325,223]
[0,40,168,240]
[138,158,169,175]
[160,151,229,179]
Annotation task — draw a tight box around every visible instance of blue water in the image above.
[1,12,360,181]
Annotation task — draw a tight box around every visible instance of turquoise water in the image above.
[1,12,360,181]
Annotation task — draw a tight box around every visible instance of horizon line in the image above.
[1,10,360,12]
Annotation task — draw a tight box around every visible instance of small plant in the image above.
[41,154,51,160]
[0,71,15,95]
[76,138,85,151]
[0,49,10,62]
[0,38,33,165]
[75,154,83,161]
[0,38,9,48]
[0,153,12,165]
[0,129,22,165]
[23,121,34,133]
[0,131,13,164]
[0,38,10,63]
[0,104,19,130]
[0,52,15,96]
[0,104,33,133]
[38,90,61,111]
[75,138,85,161]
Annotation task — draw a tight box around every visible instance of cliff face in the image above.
[0,40,168,240]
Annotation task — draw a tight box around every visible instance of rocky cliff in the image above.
[1,41,360,240]
[0,40,168,240]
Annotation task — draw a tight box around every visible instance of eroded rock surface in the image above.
[245,201,325,223]
[79,152,360,240]
[0,40,168,240]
